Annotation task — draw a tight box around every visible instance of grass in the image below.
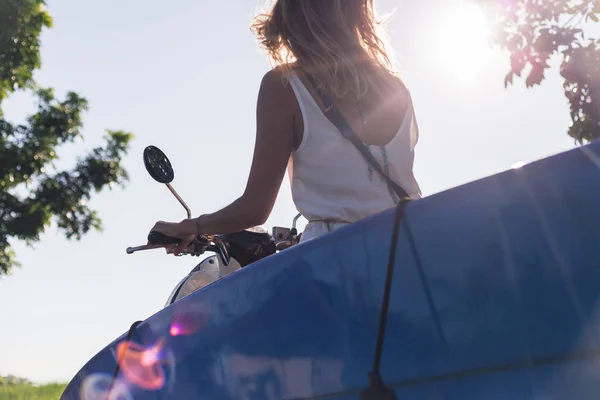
[0,382,67,400]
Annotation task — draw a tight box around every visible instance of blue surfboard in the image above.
[61,141,600,400]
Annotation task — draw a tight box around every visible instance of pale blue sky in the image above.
[0,0,576,383]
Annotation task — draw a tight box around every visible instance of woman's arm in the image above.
[149,68,297,252]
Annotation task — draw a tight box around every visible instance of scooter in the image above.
[126,145,303,308]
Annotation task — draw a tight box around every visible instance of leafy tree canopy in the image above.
[478,0,600,143]
[0,0,133,276]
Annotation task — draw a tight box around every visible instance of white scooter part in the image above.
[164,255,242,307]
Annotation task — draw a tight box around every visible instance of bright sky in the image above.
[0,0,577,384]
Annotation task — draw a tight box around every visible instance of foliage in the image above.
[0,0,52,108]
[477,0,600,143]
[0,375,66,400]
[0,0,133,276]
[0,374,32,386]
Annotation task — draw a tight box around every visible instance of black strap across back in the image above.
[304,73,412,202]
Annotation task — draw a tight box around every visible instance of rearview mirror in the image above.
[143,145,174,184]
[142,145,191,219]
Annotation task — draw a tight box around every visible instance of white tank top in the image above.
[287,70,422,242]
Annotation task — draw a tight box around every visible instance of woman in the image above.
[149,0,422,254]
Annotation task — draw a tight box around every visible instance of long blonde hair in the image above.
[251,0,399,99]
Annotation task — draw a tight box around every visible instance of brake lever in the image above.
[126,231,183,254]
[128,234,209,255]
[126,244,165,254]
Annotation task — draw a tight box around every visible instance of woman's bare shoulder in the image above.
[261,64,295,88]
[258,65,298,111]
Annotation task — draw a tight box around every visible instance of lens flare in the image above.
[79,373,132,400]
[115,338,168,391]
[169,304,210,337]
[169,313,207,337]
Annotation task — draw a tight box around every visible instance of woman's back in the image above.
[286,68,422,241]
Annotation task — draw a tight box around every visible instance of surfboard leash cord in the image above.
[361,199,447,400]
[359,200,407,400]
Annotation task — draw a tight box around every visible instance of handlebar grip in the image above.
[147,231,182,246]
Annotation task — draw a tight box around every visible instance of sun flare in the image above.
[432,3,494,85]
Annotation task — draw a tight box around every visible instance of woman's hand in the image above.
[148,220,196,256]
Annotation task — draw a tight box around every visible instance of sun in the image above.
[432,3,494,85]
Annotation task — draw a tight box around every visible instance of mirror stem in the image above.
[166,183,192,219]
[292,213,301,230]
